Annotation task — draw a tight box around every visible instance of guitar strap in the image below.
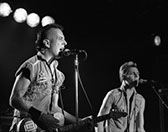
[45,60,55,112]
[48,61,65,117]
[59,88,65,117]
[124,91,135,132]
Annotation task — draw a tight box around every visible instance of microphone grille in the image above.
[139,79,147,84]
[64,48,70,52]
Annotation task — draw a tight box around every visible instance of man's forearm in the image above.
[10,96,31,112]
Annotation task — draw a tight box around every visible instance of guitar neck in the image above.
[58,119,89,132]
[93,114,110,123]
[57,111,127,132]
[58,114,110,132]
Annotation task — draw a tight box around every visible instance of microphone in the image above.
[158,88,168,93]
[139,79,156,84]
[139,79,148,84]
[62,49,85,56]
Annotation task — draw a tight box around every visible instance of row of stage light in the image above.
[0,2,55,27]
[0,2,162,46]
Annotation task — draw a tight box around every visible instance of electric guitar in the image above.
[57,110,127,132]
[17,110,127,132]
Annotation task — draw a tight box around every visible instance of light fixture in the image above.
[0,2,12,17]
[154,35,161,46]
[41,16,55,27]
[26,13,40,28]
[13,8,27,23]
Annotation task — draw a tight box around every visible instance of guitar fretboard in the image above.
[58,119,89,132]
[57,111,127,132]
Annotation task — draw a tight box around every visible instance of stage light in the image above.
[13,8,27,23]
[26,13,40,28]
[154,35,161,46]
[0,2,12,17]
[41,16,55,27]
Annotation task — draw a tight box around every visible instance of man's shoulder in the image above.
[18,55,41,70]
[15,55,39,76]
[136,93,145,101]
[107,87,121,96]
[23,55,39,66]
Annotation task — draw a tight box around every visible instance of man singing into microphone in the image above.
[9,23,88,132]
[95,61,146,132]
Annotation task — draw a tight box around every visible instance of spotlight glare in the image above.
[41,16,55,27]
[26,13,40,28]
[13,8,27,23]
[0,2,12,17]
[154,35,161,46]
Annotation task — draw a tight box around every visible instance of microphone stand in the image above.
[150,82,168,110]
[150,82,168,132]
[74,54,79,128]
[66,49,87,130]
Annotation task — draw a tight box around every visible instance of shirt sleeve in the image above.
[15,61,34,81]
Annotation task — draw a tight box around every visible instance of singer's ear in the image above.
[43,39,50,48]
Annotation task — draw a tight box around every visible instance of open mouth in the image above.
[57,48,65,58]
[59,47,64,52]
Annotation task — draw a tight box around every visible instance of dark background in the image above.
[0,0,168,132]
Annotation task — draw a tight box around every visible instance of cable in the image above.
[77,66,95,116]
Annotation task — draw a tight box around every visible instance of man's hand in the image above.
[80,116,94,131]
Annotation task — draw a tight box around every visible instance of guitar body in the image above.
[16,117,40,132]
[17,112,65,132]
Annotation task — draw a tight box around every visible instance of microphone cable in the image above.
[77,65,95,117]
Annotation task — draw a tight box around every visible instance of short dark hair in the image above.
[119,61,137,82]
[35,23,63,51]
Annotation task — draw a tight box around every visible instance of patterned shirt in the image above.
[11,52,65,129]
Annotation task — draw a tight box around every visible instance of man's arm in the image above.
[9,73,31,112]
[95,92,113,132]
[63,110,78,123]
